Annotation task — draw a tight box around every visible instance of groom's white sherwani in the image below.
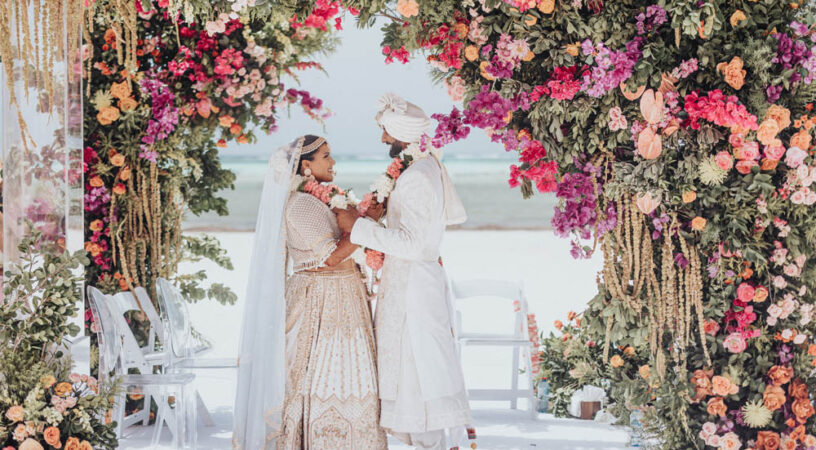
[350,155,471,439]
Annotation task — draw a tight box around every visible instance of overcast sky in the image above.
[224,18,506,159]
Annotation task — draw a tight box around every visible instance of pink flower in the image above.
[740,141,759,160]
[445,76,467,102]
[784,264,801,277]
[791,189,808,204]
[386,158,404,179]
[765,143,787,160]
[735,159,758,174]
[736,283,755,302]
[702,422,717,436]
[365,249,385,270]
[785,146,808,168]
[729,133,745,149]
[768,304,783,318]
[714,151,733,170]
[723,332,747,353]
[357,193,374,216]
[773,275,788,289]
[608,106,628,131]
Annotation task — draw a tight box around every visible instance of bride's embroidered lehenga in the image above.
[277,191,387,450]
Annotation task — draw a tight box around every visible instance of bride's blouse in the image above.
[284,191,342,272]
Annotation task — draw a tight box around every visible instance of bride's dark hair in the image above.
[298,135,324,175]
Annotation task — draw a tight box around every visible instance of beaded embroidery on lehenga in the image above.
[276,192,387,450]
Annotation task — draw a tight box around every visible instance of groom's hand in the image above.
[365,201,385,221]
[333,207,359,233]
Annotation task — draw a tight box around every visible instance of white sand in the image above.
[119,230,632,449]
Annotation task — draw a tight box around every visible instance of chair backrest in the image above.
[450,278,528,339]
[156,278,192,359]
[87,287,122,376]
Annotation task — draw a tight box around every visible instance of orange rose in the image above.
[610,355,624,368]
[639,365,650,379]
[768,365,794,386]
[703,319,720,335]
[757,119,780,146]
[707,397,727,416]
[757,431,781,450]
[789,379,809,399]
[479,61,495,81]
[793,398,815,422]
[554,320,563,330]
[229,123,243,135]
[565,43,580,57]
[712,375,738,396]
[730,10,747,27]
[64,437,81,450]
[110,153,126,167]
[89,220,104,232]
[97,106,120,125]
[763,384,787,411]
[79,441,92,450]
[118,97,138,112]
[791,129,811,150]
[119,166,131,181]
[110,81,132,100]
[765,105,792,130]
[5,405,25,422]
[691,216,707,231]
[716,57,747,90]
[44,426,61,448]
[113,183,126,195]
[237,134,249,144]
[217,139,227,148]
[791,426,806,444]
[567,311,577,321]
[537,0,554,14]
[464,45,480,62]
[18,440,44,450]
[522,51,535,62]
[84,242,102,257]
[453,23,468,39]
[54,382,73,397]
[682,191,697,203]
[761,158,779,171]
[219,115,235,127]
[40,375,56,389]
[624,346,635,356]
[524,14,537,26]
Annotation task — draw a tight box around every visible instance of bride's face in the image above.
[302,143,336,183]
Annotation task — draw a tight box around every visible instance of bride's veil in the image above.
[233,136,305,449]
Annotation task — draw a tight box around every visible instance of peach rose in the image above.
[805,434,816,447]
[762,158,780,171]
[736,159,759,174]
[610,355,624,368]
[712,375,738,396]
[757,431,780,450]
[464,45,479,62]
[64,437,81,450]
[757,119,780,146]
[756,431,779,450]
[19,439,44,450]
[119,166,131,181]
[5,405,25,422]
[113,183,126,195]
[537,0,554,14]
[554,320,563,330]
[768,365,794,386]
[691,216,707,231]
[96,106,120,125]
[703,319,720,336]
[118,96,138,112]
[720,432,741,450]
[565,43,580,57]
[639,365,650,379]
[765,105,792,131]
[682,191,697,203]
[623,346,635,356]
[110,81,132,100]
[715,151,734,170]
[78,441,92,450]
[754,286,769,302]
[790,129,811,150]
[707,397,727,416]
[763,384,787,411]
[40,375,56,389]
[229,123,243,135]
[217,139,227,148]
[396,0,419,17]
[219,115,235,127]
[89,219,104,232]
[716,57,746,90]
[237,134,249,144]
[793,398,815,422]
[110,153,126,167]
[729,10,747,27]
[44,426,61,448]
[54,382,73,397]
[789,378,809,400]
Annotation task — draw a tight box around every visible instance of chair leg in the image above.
[196,390,215,427]
[511,345,519,410]
[187,386,198,449]
[151,390,167,447]
[114,392,126,438]
[142,391,152,426]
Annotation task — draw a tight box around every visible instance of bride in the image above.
[233,135,387,449]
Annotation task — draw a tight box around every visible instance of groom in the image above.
[335,93,472,449]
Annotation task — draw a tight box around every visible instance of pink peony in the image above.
[736,283,755,302]
[785,147,808,168]
[765,143,787,161]
[714,151,734,171]
[723,332,747,353]
[740,141,759,160]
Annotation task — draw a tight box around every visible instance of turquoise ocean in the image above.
[183,155,557,231]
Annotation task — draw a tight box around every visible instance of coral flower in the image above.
[396,0,419,17]
[610,355,624,368]
[763,384,787,411]
[716,57,746,90]
[691,216,707,231]
[707,397,727,416]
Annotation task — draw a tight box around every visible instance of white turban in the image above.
[375,93,431,144]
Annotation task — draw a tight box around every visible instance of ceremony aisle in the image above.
[117,230,631,449]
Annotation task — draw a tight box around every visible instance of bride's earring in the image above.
[304,168,312,177]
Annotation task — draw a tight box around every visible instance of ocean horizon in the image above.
[183,154,558,231]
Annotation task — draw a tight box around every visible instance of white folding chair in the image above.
[154,278,238,428]
[451,279,536,416]
[87,287,197,449]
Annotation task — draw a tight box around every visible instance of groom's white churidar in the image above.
[349,94,472,449]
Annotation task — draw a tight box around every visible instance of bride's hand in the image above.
[365,201,385,221]
[333,207,359,233]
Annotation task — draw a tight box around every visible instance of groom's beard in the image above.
[389,141,404,158]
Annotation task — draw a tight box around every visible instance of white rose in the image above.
[329,194,348,210]
[371,174,395,203]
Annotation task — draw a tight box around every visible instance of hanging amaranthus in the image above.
[601,194,710,378]
[0,0,82,149]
